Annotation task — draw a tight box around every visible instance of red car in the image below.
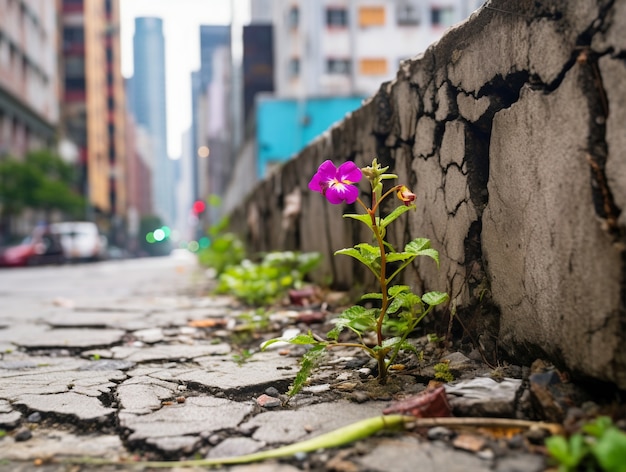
[0,232,65,267]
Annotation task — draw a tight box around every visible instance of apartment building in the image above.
[0,0,59,157]
[273,0,480,98]
[60,0,127,232]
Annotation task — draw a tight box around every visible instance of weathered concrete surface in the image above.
[228,0,626,389]
[0,257,549,471]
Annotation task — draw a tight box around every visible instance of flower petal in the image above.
[326,183,359,205]
[308,160,337,193]
[317,160,339,179]
[337,161,362,184]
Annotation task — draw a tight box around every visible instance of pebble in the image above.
[350,391,370,403]
[358,367,372,377]
[477,448,495,461]
[265,386,280,396]
[427,426,454,440]
[27,412,42,423]
[14,427,33,442]
[256,394,281,408]
[304,384,331,393]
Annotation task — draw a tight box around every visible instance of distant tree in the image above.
[0,150,85,239]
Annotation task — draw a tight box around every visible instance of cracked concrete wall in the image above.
[229,0,626,389]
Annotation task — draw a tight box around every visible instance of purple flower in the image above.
[308,160,362,205]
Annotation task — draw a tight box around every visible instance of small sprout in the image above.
[434,361,454,383]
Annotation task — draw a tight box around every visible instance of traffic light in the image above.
[192,200,206,215]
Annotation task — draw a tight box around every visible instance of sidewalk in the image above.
[0,256,551,471]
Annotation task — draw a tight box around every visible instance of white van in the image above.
[51,221,107,262]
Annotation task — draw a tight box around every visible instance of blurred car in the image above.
[0,231,65,267]
[51,221,107,262]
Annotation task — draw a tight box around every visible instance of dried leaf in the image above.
[188,319,227,328]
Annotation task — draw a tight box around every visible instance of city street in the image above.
[0,254,547,471]
[0,252,199,320]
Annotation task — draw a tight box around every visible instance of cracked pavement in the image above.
[0,255,547,471]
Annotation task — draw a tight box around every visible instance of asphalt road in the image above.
[0,252,199,320]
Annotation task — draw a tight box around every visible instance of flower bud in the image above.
[397,186,416,206]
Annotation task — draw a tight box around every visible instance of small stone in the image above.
[14,427,32,442]
[477,448,495,461]
[27,412,42,423]
[294,451,307,461]
[350,391,370,403]
[358,367,372,377]
[427,426,454,440]
[256,394,281,408]
[452,433,486,452]
[508,434,526,449]
[525,426,551,445]
[265,386,280,396]
[303,384,331,393]
[333,382,358,391]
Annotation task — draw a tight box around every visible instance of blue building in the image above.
[256,96,366,178]
[130,17,174,226]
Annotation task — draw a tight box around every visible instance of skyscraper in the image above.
[130,17,173,225]
[190,25,230,204]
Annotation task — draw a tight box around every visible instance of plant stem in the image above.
[63,415,410,468]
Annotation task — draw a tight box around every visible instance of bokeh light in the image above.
[187,240,199,252]
[199,236,211,249]
[153,228,166,242]
[145,232,156,243]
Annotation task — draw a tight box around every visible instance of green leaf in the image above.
[361,292,383,300]
[583,416,614,438]
[387,297,404,314]
[330,305,378,337]
[334,248,371,267]
[546,435,585,469]
[381,336,402,349]
[343,213,374,229]
[591,428,626,472]
[404,240,440,267]
[287,333,318,345]
[385,252,414,263]
[405,238,431,252]
[380,204,415,229]
[354,243,380,255]
[388,286,410,297]
[288,345,327,396]
[422,291,449,306]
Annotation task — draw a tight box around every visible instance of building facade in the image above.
[190,25,231,205]
[0,0,59,158]
[272,0,480,98]
[60,0,127,236]
[129,17,173,226]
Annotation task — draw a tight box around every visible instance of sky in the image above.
[119,0,250,159]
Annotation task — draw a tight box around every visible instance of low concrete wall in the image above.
[229,0,626,389]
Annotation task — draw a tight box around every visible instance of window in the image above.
[326,58,350,75]
[63,26,84,44]
[326,8,348,27]
[359,58,387,75]
[65,77,86,90]
[359,6,385,27]
[288,58,300,77]
[396,0,421,26]
[287,6,299,28]
[431,6,455,27]
[64,56,85,78]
